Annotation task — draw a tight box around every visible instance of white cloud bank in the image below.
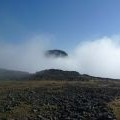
[0,35,120,79]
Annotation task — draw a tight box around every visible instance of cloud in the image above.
[0,35,120,79]
[72,36,120,78]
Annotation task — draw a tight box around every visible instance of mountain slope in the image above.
[0,68,30,80]
[0,68,119,81]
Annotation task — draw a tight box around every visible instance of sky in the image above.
[1,0,120,49]
[1,0,120,78]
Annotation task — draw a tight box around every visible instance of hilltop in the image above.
[45,49,68,58]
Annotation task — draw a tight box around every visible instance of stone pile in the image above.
[0,86,120,120]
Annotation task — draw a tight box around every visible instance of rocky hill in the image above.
[29,69,120,81]
[30,69,80,80]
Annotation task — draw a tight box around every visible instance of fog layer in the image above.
[0,35,120,79]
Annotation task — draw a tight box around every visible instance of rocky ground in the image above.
[0,80,120,120]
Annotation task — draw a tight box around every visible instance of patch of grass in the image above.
[0,102,32,119]
[10,102,32,117]
[40,104,58,113]
[0,80,120,93]
[109,98,120,120]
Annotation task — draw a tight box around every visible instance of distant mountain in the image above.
[45,50,68,58]
[0,68,30,80]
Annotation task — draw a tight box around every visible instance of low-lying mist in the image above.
[0,35,120,79]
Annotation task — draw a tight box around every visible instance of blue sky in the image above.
[1,0,120,50]
[1,0,120,78]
